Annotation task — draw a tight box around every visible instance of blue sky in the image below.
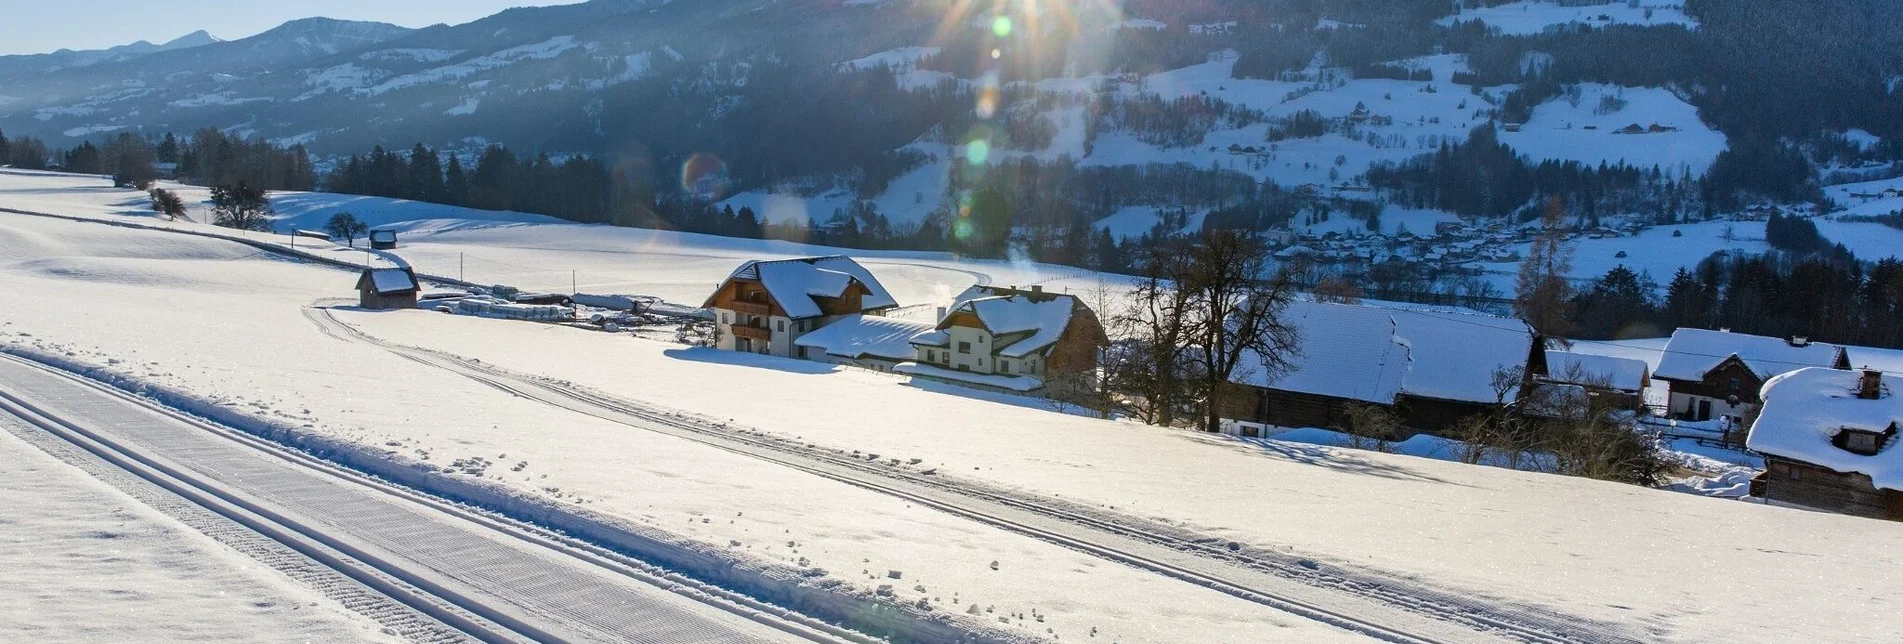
[0,1,582,55]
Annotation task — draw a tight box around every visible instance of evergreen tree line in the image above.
[1366,124,1702,222]
[1568,250,1903,351]
[326,143,618,225]
[0,129,52,170]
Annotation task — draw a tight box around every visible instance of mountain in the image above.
[2,0,1900,234]
[0,29,223,77]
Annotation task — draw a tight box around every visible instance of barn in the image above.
[355,267,419,310]
[1748,368,1903,520]
[1222,300,1541,436]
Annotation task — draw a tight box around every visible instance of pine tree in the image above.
[408,143,445,203]
[443,155,470,206]
[1514,196,1576,337]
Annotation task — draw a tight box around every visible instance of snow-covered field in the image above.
[7,171,1903,643]
[1437,0,1699,35]
[0,420,394,643]
[1498,83,1726,177]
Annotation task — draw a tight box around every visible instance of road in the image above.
[0,352,855,644]
[308,305,1650,644]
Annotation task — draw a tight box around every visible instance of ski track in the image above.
[0,352,855,644]
[306,304,1651,644]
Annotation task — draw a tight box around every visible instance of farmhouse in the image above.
[369,229,398,250]
[1542,350,1651,410]
[901,285,1108,395]
[1221,300,1541,435]
[1655,328,1850,422]
[702,256,898,358]
[355,267,419,310]
[1748,368,1903,520]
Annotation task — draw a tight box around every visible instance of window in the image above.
[777,320,785,332]
[1728,377,1741,391]
[1000,361,1011,374]
[958,342,972,354]
[722,312,731,323]
[1840,429,1887,456]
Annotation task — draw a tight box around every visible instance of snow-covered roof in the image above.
[1544,351,1649,393]
[709,256,898,319]
[1655,328,1847,382]
[1233,300,1535,405]
[941,286,1079,358]
[360,268,416,294]
[794,314,935,361]
[1750,368,1903,491]
[895,361,1044,392]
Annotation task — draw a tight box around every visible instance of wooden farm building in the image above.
[355,267,419,309]
[1655,329,1849,422]
[1220,300,1542,436]
[901,285,1109,396]
[1748,367,1903,521]
[1541,350,1651,411]
[702,256,898,358]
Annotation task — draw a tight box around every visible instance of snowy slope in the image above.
[1498,83,1726,176]
[0,421,396,643]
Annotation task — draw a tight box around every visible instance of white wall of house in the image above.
[945,326,994,373]
[1669,391,1753,422]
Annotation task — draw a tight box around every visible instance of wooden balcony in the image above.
[730,325,771,341]
[726,300,771,316]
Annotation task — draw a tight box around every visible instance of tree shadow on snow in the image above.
[1188,433,1466,486]
[661,346,841,375]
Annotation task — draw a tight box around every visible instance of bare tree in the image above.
[1340,403,1403,453]
[1114,245,1197,426]
[1180,229,1302,434]
[325,212,369,247]
[1514,196,1576,337]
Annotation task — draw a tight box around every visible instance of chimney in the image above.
[1858,369,1883,400]
[1031,285,1043,293]
[935,306,947,321]
[1789,336,1810,347]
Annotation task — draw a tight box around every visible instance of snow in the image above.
[894,361,1043,392]
[1498,83,1726,177]
[946,288,1076,358]
[1655,328,1846,382]
[0,212,1355,644]
[840,46,939,70]
[1238,300,1534,404]
[1436,1,1699,35]
[718,256,897,319]
[365,267,416,293]
[1109,18,1167,31]
[10,171,1903,642]
[359,48,463,63]
[365,36,578,95]
[444,97,480,116]
[0,421,396,643]
[1842,128,1883,151]
[1478,220,1769,292]
[1544,350,1650,392]
[1750,367,1903,490]
[794,314,934,361]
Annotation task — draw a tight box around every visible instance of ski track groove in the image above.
[0,352,854,644]
[308,304,1649,644]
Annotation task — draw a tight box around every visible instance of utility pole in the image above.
[459,252,465,282]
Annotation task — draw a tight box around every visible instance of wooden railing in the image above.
[726,300,771,316]
[730,325,771,340]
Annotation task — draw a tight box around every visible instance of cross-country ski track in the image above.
[0,351,864,644]
[306,304,1647,644]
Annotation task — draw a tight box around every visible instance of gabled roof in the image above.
[705,256,897,319]
[1750,368,1903,491]
[794,314,935,361]
[937,286,1080,358]
[1655,328,1847,382]
[1544,351,1650,393]
[1233,300,1535,405]
[356,268,417,294]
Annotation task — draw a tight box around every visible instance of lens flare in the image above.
[976,88,999,119]
[965,140,990,165]
[680,153,727,201]
[991,15,1013,38]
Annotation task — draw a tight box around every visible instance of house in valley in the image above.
[1748,368,1903,520]
[1655,328,1849,422]
[900,285,1108,395]
[1221,300,1542,436]
[1541,350,1651,410]
[702,256,898,358]
[355,267,419,309]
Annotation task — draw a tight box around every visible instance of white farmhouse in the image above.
[701,256,897,358]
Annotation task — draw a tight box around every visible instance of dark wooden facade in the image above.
[1663,356,1765,404]
[354,268,418,310]
[705,277,871,320]
[1756,456,1903,521]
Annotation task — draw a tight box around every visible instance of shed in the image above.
[355,267,419,310]
[369,229,398,250]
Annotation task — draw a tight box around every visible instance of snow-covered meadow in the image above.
[4,171,1903,642]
